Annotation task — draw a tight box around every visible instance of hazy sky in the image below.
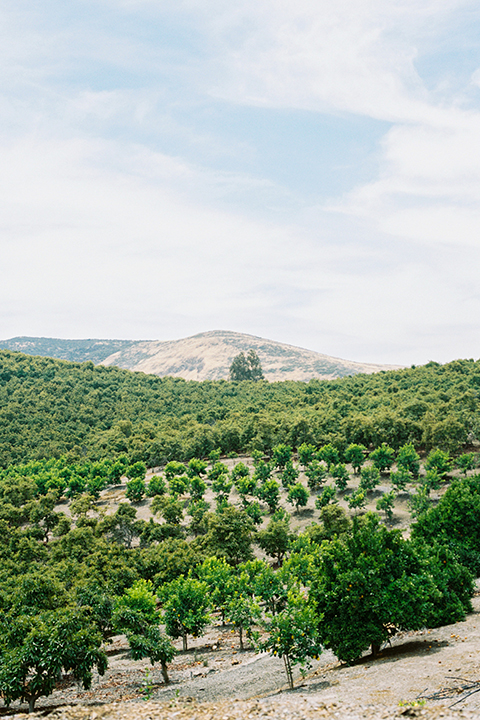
[2,0,480,365]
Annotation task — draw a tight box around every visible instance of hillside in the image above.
[0,331,399,381]
[0,349,477,467]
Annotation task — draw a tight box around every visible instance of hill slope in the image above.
[100,330,399,381]
[0,331,399,381]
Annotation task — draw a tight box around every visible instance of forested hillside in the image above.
[0,350,478,467]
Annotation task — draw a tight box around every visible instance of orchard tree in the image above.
[331,464,349,492]
[0,609,107,713]
[227,593,261,651]
[348,488,367,514]
[259,590,323,689]
[305,460,328,492]
[425,449,451,479]
[376,491,396,522]
[125,477,146,503]
[370,443,396,473]
[126,462,147,481]
[198,556,234,624]
[397,443,420,479]
[203,505,255,566]
[257,516,294,566]
[161,576,210,651]
[390,467,410,492]
[273,444,293,470]
[257,478,281,514]
[345,444,366,474]
[359,465,381,492]
[298,443,316,467]
[317,444,340,467]
[311,513,440,663]
[187,458,208,477]
[287,483,309,512]
[146,475,167,497]
[281,460,299,490]
[456,453,476,476]
[315,485,337,509]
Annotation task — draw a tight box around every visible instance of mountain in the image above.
[0,337,137,364]
[100,331,400,381]
[0,331,400,381]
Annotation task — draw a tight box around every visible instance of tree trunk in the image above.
[28,696,36,713]
[182,633,188,652]
[161,661,170,684]
[371,642,380,657]
[239,626,244,651]
[283,654,294,689]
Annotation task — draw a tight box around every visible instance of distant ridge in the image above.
[0,331,401,381]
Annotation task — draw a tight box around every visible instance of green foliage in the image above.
[348,488,367,513]
[226,592,261,651]
[198,556,234,623]
[370,443,396,473]
[125,477,146,503]
[359,465,381,491]
[331,463,349,492]
[202,505,256,566]
[259,590,322,689]
[287,483,309,512]
[151,496,184,525]
[229,349,264,382]
[456,452,476,475]
[161,576,210,651]
[304,460,328,491]
[376,491,396,522]
[281,460,299,490]
[0,608,107,712]
[425,449,451,478]
[397,443,420,478]
[146,475,167,497]
[390,467,411,492]
[311,514,440,663]
[168,474,190,497]
[128,626,176,684]
[273,444,293,470]
[345,444,366,473]
[315,485,337,509]
[257,478,281,514]
[317,444,340,466]
[189,475,207,501]
[164,462,186,481]
[257,517,294,566]
[187,458,208,477]
[298,443,316,467]
[126,462,147,481]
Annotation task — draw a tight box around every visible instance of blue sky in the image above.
[2,0,480,365]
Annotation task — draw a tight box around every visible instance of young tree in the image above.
[317,444,340,467]
[390,467,411,492]
[151,496,184,525]
[126,462,147,481]
[425,449,451,479]
[257,516,294,566]
[273,444,293,470]
[359,465,381,492]
[281,460,299,490]
[227,593,261,651]
[370,443,396,473]
[0,609,107,713]
[345,444,366,474]
[146,475,167,497]
[298,443,316,467]
[198,556,234,624]
[187,458,208,478]
[203,505,256,566]
[257,478,281,514]
[287,483,309,512]
[168,474,190,497]
[331,464,349,492]
[376,491,396,522]
[126,477,146,503]
[189,475,207,501]
[397,443,420,479]
[164,461,186,481]
[315,485,337,509]
[304,460,328,492]
[456,452,476,476]
[259,590,323,689]
[348,488,367,514]
[161,576,210,651]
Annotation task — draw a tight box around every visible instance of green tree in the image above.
[151,496,184,525]
[311,514,440,663]
[317,444,340,467]
[281,460,299,490]
[257,517,294,566]
[359,465,381,492]
[287,482,309,512]
[168,474,189,497]
[189,475,207,501]
[146,475,167,497]
[198,556,234,624]
[202,505,255,566]
[348,488,367,514]
[315,485,337,509]
[370,443,395,473]
[304,460,328,492]
[229,350,264,381]
[164,461,186,481]
[0,609,107,713]
[376,491,396,522]
[397,443,420,478]
[125,477,146,503]
[227,592,261,651]
[390,467,410,492]
[273,444,293,470]
[126,462,147,481]
[331,463,349,492]
[425,449,451,479]
[259,590,323,689]
[456,453,476,475]
[187,458,208,477]
[345,444,366,474]
[161,576,210,651]
[257,478,281,514]
[298,443,316,467]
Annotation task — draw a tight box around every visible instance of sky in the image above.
[2,0,480,365]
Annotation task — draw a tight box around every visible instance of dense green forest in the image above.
[0,350,479,467]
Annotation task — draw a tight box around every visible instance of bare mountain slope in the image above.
[101,330,400,381]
